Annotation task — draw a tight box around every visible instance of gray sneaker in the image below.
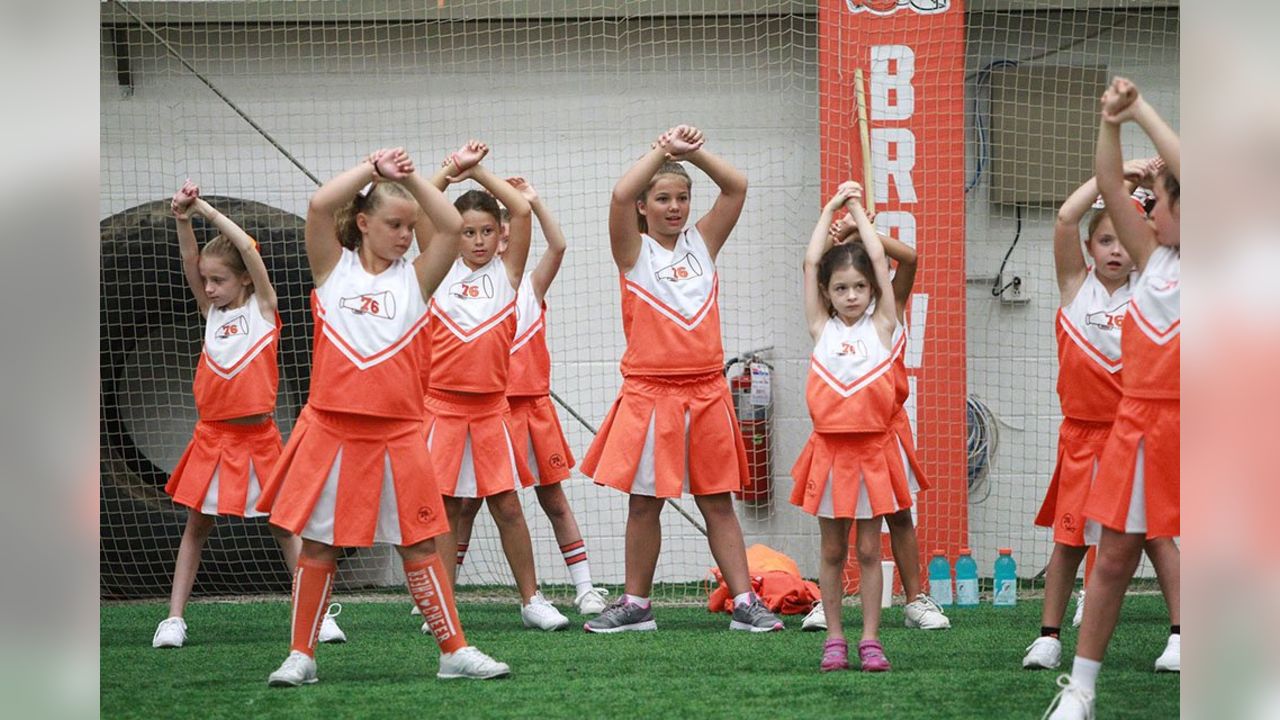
[583,598,657,633]
[730,598,784,632]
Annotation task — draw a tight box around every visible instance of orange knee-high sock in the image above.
[290,556,336,657]
[405,554,467,654]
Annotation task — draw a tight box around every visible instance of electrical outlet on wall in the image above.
[1000,272,1030,305]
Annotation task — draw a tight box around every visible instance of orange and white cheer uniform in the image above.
[581,227,748,497]
[888,321,929,495]
[506,272,576,485]
[1085,246,1180,538]
[255,248,448,547]
[1034,270,1134,546]
[790,314,913,519]
[167,294,281,517]
[424,257,533,498]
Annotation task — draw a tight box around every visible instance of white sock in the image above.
[622,593,650,608]
[560,541,593,596]
[1070,656,1102,693]
[733,591,754,609]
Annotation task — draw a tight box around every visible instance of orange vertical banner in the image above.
[819,0,969,590]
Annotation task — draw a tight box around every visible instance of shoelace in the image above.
[600,599,636,621]
[324,602,342,620]
[1041,675,1094,720]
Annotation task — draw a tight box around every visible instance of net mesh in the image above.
[100,1,1178,603]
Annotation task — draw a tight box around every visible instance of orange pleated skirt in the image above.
[507,394,576,486]
[256,405,449,547]
[581,373,747,498]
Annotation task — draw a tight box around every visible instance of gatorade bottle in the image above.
[954,547,979,608]
[994,547,1017,607]
[927,551,953,607]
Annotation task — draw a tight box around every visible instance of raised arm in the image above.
[392,151,464,302]
[509,178,565,303]
[803,183,858,340]
[1054,174,1103,301]
[172,181,212,316]
[414,141,489,254]
[190,196,277,317]
[307,153,383,285]
[681,128,748,261]
[464,164,531,289]
[847,187,896,346]
[1096,78,1158,271]
[1104,78,1180,182]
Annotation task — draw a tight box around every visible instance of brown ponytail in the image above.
[334,182,415,250]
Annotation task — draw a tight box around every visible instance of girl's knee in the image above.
[486,493,525,525]
[820,540,848,567]
[459,497,484,518]
[627,495,664,521]
[536,487,570,519]
[853,528,881,565]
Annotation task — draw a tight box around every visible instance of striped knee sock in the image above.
[560,540,593,596]
[405,554,467,654]
[456,542,469,568]
[289,557,336,658]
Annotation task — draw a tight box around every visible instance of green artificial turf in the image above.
[102,594,1177,719]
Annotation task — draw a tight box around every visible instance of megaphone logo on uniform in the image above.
[339,291,396,319]
[1085,305,1127,331]
[837,339,868,358]
[450,275,494,300]
[845,0,949,15]
[655,252,703,283]
[215,315,249,339]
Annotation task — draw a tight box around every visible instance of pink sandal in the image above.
[858,639,892,672]
[821,638,849,672]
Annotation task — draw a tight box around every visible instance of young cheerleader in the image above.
[582,125,783,633]
[416,144,570,631]
[255,147,508,685]
[447,177,609,616]
[1045,77,1180,719]
[801,211,951,634]
[154,180,344,649]
[793,182,912,672]
[1023,163,1181,673]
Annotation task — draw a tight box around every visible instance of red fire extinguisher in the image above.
[727,354,772,510]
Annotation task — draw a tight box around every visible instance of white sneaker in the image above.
[904,593,952,630]
[574,587,610,615]
[801,601,827,632]
[1043,674,1095,720]
[437,646,511,680]
[267,651,318,687]
[1023,636,1063,669]
[410,604,422,616]
[521,591,570,631]
[1072,590,1086,628]
[318,603,347,644]
[1154,633,1180,672]
[152,617,187,648]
